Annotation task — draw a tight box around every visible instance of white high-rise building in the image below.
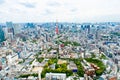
[14,24,22,34]
[8,33,14,41]
[2,27,8,39]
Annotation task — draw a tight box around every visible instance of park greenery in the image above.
[56,40,80,46]
[85,58,106,76]
[91,53,96,58]
[70,58,84,77]
[35,52,44,63]
[41,58,73,78]
[19,46,105,79]
[47,47,53,52]
[18,58,105,78]
[29,59,35,64]
[41,58,84,78]
[100,54,107,59]
[36,57,44,63]
[18,73,38,78]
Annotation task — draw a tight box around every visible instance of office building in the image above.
[14,24,22,34]
[26,23,35,28]
[0,27,5,42]
[2,27,8,39]
[6,22,14,28]
[6,22,15,37]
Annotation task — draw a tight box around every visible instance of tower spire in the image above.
[55,20,59,34]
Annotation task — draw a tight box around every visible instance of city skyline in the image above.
[0,0,120,23]
[0,15,120,79]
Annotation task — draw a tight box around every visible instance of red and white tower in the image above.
[55,26,59,34]
[55,20,59,34]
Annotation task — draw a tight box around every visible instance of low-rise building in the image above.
[46,73,66,80]
[67,61,77,72]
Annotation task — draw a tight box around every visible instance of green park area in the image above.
[56,40,80,46]
[41,58,84,78]
[41,58,73,78]
[18,57,105,78]
[85,58,106,76]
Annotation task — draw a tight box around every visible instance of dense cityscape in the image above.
[0,22,120,80]
[0,0,120,79]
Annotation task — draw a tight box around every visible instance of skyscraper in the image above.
[26,23,35,28]
[6,22,14,28]
[14,24,22,34]
[87,25,90,34]
[45,34,49,42]
[2,27,8,39]
[0,27,5,43]
[6,22,14,35]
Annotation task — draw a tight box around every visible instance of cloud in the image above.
[0,0,5,4]
[43,9,54,15]
[70,8,78,12]
[0,0,120,22]
[20,2,36,8]
[47,1,61,7]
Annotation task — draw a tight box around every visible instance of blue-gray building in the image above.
[6,22,14,35]
[6,22,14,28]
[0,26,5,43]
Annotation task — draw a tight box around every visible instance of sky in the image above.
[0,0,120,23]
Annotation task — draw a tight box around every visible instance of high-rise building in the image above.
[6,22,14,28]
[25,23,35,28]
[87,25,90,34]
[2,27,8,39]
[6,22,14,35]
[0,27,5,42]
[7,33,14,41]
[14,24,22,34]
[8,27,14,35]
[45,34,49,42]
